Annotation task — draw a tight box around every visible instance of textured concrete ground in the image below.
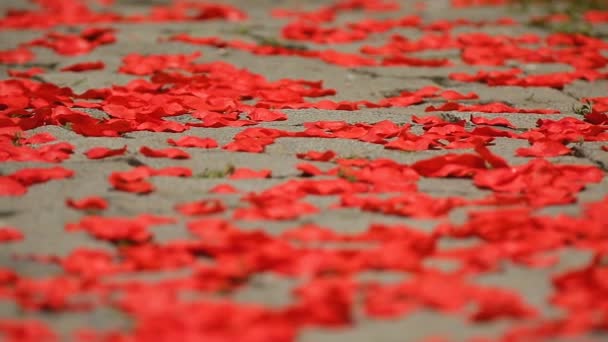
[1,0,608,341]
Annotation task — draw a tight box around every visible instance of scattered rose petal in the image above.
[175,199,225,216]
[0,227,24,243]
[167,136,218,148]
[140,146,190,159]
[229,168,272,179]
[60,61,105,72]
[66,196,108,211]
[516,140,571,157]
[84,146,127,159]
[296,150,337,162]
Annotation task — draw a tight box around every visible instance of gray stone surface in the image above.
[1,0,607,341]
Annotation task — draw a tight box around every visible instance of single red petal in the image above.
[380,95,424,107]
[412,154,487,177]
[166,136,218,148]
[222,139,270,153]
[10,166,74,186]
[584,111,608,125]
[297,163,325,176]
[229,168,272,179]
[246,108,287,122]
[140,146,190,159]
[111,181,154,194]
[108,168,155,194]
[7,67,45,78]
[0,47,34,64]
[0,227,23,242]
[382,55,451,67]
[209,184,239,193]
[0,268,18,283]
[470,126,516,138]
[22,133,56,145]
[602,145,608,152]
[470,116,516,129]
[66,196,108,211]
[515,140,571,157]
[296,150,336,162]
[440,90,479,101]
[135,214,176,226]
[60,61,105,72]
[84,146,127,159]
[0,177,28,196]
[175,199,225,216]
[384,137,435,152]
[474,144,510,169]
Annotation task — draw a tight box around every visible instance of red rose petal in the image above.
[440,90,479,101]
[470,116,516,129]
[167,136,218,148]
[0,319,56,341]
[84,146,127,159]
[10,166,74,186]
[60,61,105,72]
[66,196,108,211]
[209,184,239,193]
[229,168,272,179]
[7,67,45,78]
[175,199,226,216]
[140,146,190,159]
[0,227,24,243]
[0,177,28,196]
[296,150,337,162]
[109,167,155,194]
[515,140,571,157]
[0,47,34,64]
